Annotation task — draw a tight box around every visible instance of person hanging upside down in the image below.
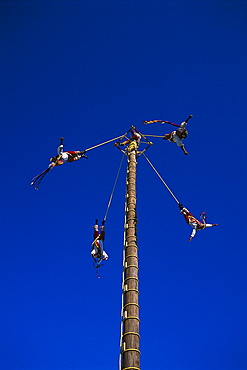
[163,115,193,155]
[49,137,88,167]
[179,203,218,241]
[91,220,108,262]
[30,137,88,189]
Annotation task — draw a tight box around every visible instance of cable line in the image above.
[84,135,126,152]
[141,134,164,138]
[143,153,180,204]
[103,154,125,223]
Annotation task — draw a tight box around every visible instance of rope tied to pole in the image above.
[84,134,126,152]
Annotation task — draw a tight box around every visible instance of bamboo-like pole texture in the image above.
[121,148,140,370]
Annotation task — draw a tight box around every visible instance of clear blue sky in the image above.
[1,1,247,369]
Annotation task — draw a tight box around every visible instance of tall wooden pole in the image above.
[120,143,140,370]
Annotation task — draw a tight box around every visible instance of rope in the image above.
[123,302,140,310]
[142,134,164,138]
[124,276,139,283]
[122,332,140,338]
[126,217,138,222]
[123,316,140,322]
[143,153,180,204]
[125,245,138,249]
[124,288,139,294]
[103,154,125,222]
[125,265,139,270]
[84,135,125,152]
[122,348,141,354]
[125,236,138,243]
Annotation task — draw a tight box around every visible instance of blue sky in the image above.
[1,0,247,369]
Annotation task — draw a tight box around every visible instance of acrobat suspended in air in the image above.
[143,115,193,155]
[91,219,108,266]
[30,137,88,189]
[179,203,218,241]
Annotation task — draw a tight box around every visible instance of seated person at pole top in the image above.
[115,126,142,147]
